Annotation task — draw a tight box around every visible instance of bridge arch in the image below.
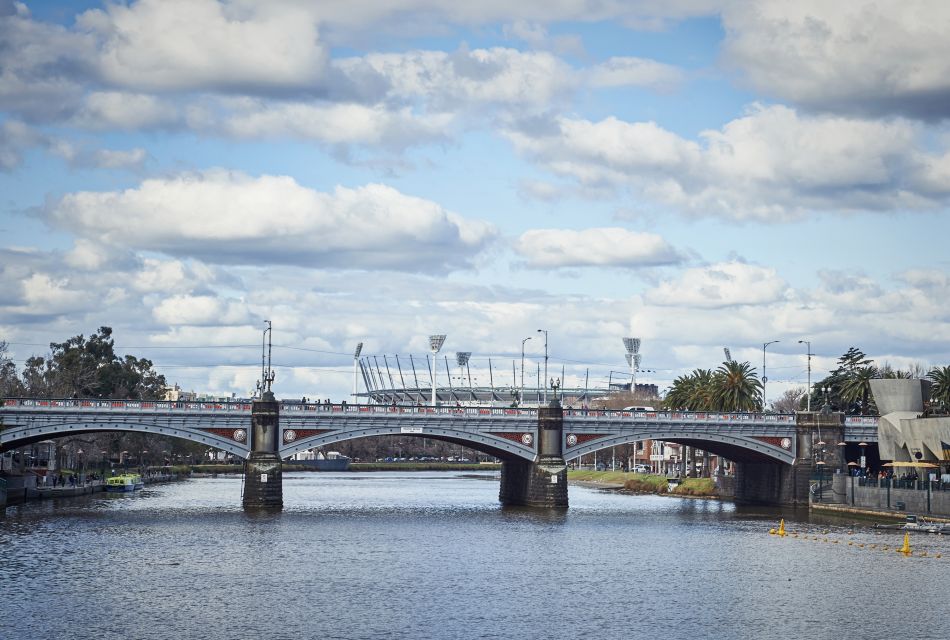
[280,425,537,462]
[0,421,251,459]
[563,429,795,465]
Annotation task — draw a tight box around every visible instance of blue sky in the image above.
[2,0,950,402]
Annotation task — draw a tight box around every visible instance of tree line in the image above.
[661,346,950,415]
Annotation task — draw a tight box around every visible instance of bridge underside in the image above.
[0,422,251,459]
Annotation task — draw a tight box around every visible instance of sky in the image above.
[2,0,950,403]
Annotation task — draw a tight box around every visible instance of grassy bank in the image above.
[568,470,719,497]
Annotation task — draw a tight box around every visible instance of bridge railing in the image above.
[563,409,797,423]
[843,416,879,426]
[2,398,253,412]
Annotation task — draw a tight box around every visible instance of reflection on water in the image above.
[2,472,947,640]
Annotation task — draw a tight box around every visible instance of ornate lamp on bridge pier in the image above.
[243,320,283,510]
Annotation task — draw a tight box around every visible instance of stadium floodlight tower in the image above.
[429,334,447,407]
[623,337,641,397]
[352,342,363,404]
[456,352,472,398]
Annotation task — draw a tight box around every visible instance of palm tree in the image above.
[712,361,762,412]
[839,365,879,414]
[663,369,715,410]
[928,366,950,412]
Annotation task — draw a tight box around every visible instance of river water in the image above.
[1,472,947,640]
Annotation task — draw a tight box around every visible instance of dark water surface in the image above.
[2,472,947,639]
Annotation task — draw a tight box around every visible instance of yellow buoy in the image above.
[898,532,911,555]
[778,519,786,537]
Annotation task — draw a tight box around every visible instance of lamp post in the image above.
[352,342,363,405]
[762,340,779,409]
[859,441,868,470]
[456,352,471,400]
[429,334,446,407]
[520,337,531,403]
[537,329,548,403]
[798,339,812,411]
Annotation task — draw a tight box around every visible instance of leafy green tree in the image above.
[712,360,762,412]
[0,340,23,398]
[839,364,879,414]
[20,327,166,399]
[928,366,950,412]
[663,369,714,410]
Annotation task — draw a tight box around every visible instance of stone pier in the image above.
[499,399,568,508]
[733,411,843,506]
[242,392,283,510]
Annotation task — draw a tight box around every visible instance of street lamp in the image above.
[762,340,779,409]
[352,342,363,405]
[798,339,812,411]
[429,334,446,407]
[537,329,548,403]
[859,441,868,470]
[520,337,532,402]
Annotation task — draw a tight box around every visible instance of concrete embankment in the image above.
[2,473,183,507]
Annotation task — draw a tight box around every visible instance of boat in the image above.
[105,474,144,492]
[874,514,948,534]
[291,450,351,471]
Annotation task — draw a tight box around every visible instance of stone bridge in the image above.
[1,397,879,510]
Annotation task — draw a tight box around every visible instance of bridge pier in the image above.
[243,393,283,510]
[733,412,844,506]
[499,400,568,508]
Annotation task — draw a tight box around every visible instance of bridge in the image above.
[1,397,879,509]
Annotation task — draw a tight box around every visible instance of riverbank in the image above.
[568,470,720,498]
[3,472,185,507]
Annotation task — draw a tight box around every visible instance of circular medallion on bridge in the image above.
[284,429,297,443]
[521,433,533,446]
[780,437,792,450]
[566,434,578,447]
[233,429,247,442]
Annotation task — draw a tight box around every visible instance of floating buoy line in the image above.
[768,521,944,559]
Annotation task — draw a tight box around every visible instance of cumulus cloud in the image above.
[643,261,788,308]
[588,57,684,91]
[207,99,453,150]
[506,104,950,220]
[721,0,950,119]
[514,227,683,269]
[39,170,497,273]
[152,294,251,326]
[77,0,328,93]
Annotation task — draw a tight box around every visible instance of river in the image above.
[1,472,946,639]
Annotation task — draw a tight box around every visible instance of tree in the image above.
[19,327,166,400]
[712,360,762,412]
[928,366,950,412]
[663,369,714,410]
[771,387,805,413]
[839,365,879,415]
[0,340,23,398]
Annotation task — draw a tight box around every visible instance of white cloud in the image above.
[588,57,683,90]
[77,0,328,93]
[507,104,950,220]
[514,227,683,269]
[71,92,179,130]
[210,99,452,149]
[41,170,497,273]
[721,0,950,119]
[152,294,251,326]
[643,261,788,308]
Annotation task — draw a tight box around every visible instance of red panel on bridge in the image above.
[489,432,536,448]
[566,433,608,448]
[201,428,249,443]
[753,436,793,450]
[283,429,331,444]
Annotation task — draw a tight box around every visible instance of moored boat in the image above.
[105,474,144,492]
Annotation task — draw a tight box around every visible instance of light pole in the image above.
[798,339,812,411]
[623,337,641,399]
[520,337,532,402]
[456,352,471,400]
[352,342,363,405]
[762,340,779,409]
[537,329,548,403]
[429,334,446,407]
